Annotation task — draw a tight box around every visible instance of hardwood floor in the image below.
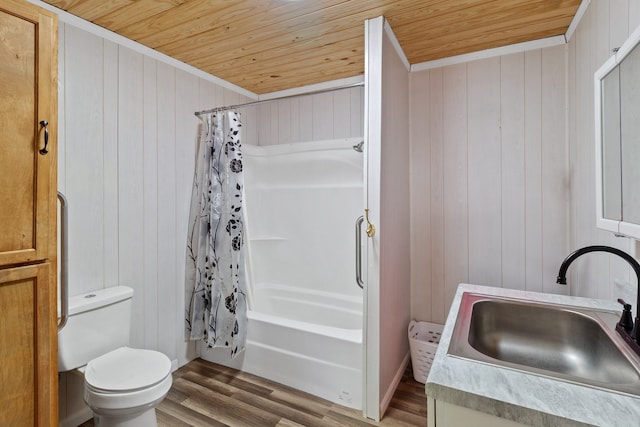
[81,358,427,426]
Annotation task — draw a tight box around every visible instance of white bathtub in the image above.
[200,138,364,409]
[247,284,362,408]
[200,283,363,408]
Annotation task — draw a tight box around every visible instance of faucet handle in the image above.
[618,298,632,310]
[618,299,634,333]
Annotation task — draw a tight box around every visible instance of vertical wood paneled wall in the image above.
[249,87,364,145]
[409,0,640,325]
[378,29,411,413]
[409,48,570,324]
[57,23,252,368]
[566,0,640,305]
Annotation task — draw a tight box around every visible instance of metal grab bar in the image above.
[57,192,69,332]
[355,215,364,289]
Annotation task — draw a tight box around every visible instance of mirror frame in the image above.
[595,25,640,238]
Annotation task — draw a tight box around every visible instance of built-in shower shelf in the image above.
[247,184,362,190]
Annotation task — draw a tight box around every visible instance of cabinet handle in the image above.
[39,120,49,155]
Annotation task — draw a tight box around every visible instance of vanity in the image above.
[426,284,640,427]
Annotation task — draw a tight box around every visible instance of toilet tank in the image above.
[58,286,134,372]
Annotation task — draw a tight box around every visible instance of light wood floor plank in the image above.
[79,358,428,426]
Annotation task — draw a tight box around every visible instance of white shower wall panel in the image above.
[243,140,364,298]
[246,185,362,296]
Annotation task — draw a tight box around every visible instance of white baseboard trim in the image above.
[379,352,410,418]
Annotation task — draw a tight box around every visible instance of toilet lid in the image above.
[85,347,171,392]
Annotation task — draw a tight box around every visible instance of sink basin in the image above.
[448,293,640,396]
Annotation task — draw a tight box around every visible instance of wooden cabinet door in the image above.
[0,0,58,267]
[0,263,57,426]
[0,1,58,426]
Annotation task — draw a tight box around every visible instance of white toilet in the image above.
[58,286,172,427]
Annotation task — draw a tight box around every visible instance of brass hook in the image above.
[365,208,375,237]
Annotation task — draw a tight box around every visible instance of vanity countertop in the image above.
[425,283,640,427]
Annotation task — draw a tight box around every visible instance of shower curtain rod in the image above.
[194,81,364,116]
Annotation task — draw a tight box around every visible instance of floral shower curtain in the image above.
[185,111,247,358]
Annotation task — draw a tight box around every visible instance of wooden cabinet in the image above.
[0,0,58,425]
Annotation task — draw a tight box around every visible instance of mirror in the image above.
[620,44,640,225]
[601,66,621,221]
[596,27,640,237]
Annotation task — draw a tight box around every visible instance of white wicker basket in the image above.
[408,320,443,384]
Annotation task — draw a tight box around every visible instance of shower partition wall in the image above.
[200,137,365,408]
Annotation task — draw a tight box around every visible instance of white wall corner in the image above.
[379,352,410,417]
[383,19,411,72]
[565,0,591,42]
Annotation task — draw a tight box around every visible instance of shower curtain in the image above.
[185,111,247,358]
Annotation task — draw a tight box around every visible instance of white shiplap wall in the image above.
[57,23,253,367]
[567,0,640,303]
[409,47,570,324]
[250,87,364,145]
[410,0,640,325]
[378,25,411,416]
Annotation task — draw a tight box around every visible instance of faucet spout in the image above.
[556,245,640,345]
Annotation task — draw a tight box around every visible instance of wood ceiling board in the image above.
[401,14,573,63]
[42,0,583,94]
[393,1,578,63]
[209,41,363,80]
[194,40,364,93]
[119,0,345,48]
[212,45,363,83]
[137,0,389,56]
[90,0,192,32]
[196,34,363,76]
[160,16,365,70]
[51,0,133,22]
[395,0,578,39]
[228,63,364,95]
[387,0,575,29]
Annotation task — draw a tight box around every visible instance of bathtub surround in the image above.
[185,111,247,358]
[201,138,365,409]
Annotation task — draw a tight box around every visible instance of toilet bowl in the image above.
[83,347,172,426]
[58,286,172,427]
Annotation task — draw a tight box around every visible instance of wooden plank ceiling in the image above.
[43,0,581,95]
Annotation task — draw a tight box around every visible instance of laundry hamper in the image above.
[408,320,443,384]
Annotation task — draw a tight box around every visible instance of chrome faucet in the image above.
[556,245,640,353]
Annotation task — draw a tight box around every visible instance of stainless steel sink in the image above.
[448,292,640,396]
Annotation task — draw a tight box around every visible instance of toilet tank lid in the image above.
[68,286,134,316]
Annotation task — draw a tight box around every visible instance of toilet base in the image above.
[93,408,158,427]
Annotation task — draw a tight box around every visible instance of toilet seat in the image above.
[83,346,172,410]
